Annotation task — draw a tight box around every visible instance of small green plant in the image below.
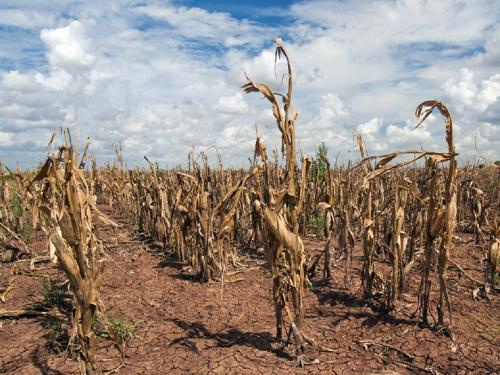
[43,320,69,353]
[109,314,135,346]
[309,214,325,239]
[493,272,500,286]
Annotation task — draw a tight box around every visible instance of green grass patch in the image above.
[108,314,136,345]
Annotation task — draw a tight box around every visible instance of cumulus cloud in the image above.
[386,122,432,146]
[1,71,35,92]
[35,69,74,91]
[305,93,348,130]
[214,92,249,115]
[40,20,96,69]
[444,69,500,114]
[357,118,383,136]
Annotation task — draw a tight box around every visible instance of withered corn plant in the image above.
[189,154,261,281]
[349,101,458,320]
[0,163,35,244]
[389,182,405,307]
[30,130,115,375]
[352,133,377,298]
[338,167,354,288]
[415,101,457,330]
[243,38,314,365]
[0,165,30,262]
[102,147,261,282]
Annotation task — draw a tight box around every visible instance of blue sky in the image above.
[183,0,295,20]
[0,0,499,167]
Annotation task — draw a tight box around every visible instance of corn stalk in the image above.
[415,100,457,329]
[243,39,313,365]
[31,131,116,374]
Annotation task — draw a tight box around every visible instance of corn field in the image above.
[0,40,499,374]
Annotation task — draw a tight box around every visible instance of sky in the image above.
[0,0,499,168]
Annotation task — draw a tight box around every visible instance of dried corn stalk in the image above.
[415,101,457,329]
[243,38,313,365]
[31,131,115,375]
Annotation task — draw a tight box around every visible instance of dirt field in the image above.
[0,207,498,374]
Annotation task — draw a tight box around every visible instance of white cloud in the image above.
[386,122,432,146]
[0,8,56,29]
[475,26,500,67]
[443,69,478,112]
[318,93,348,122]
[357,118,383,136]
[35,69,74,91]
[40,20,96,70]
[305,93,348,130]
[0,131,13,145]
[1,71,35,92]
[444,69,500,114]
[134,4,267,47]
[477,75,500,112]
[214,92,249,115]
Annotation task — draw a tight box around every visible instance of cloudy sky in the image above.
[0,0,499,168]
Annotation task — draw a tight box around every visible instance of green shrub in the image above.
[309,214,325,240]
[493,272,500,286]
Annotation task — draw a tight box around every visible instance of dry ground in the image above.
[0,207,498,374]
